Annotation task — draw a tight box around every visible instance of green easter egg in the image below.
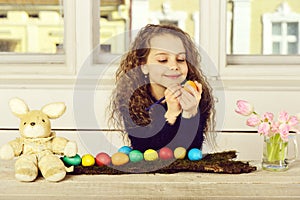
[129,150,144,163]
[63,154,82,166]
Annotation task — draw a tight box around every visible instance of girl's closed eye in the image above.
[177,54,186,63]
[177,58,186,63]
[157,56,168,63]
[158,59,168,63]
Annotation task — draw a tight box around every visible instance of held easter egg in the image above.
[159,147,174,160]
[118,146,132,155]
[111,152,129,166]
[144,149,158,161]
[81,154,95,166]
[184,80,198,93]
[62,154,82,166]
[188,148,202,161]
[129,150,144,163]
[95,152,111,166]
[174,147,187,159]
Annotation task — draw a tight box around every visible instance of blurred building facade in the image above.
[0,0,299,55]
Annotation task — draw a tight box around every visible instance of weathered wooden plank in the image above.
[1,181,300,199]
[1,160,300,199]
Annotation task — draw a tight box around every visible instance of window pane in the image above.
[287,22,298,36]
[99,0,127,54]
[288,42,298,54]
[99,0,200,54]
[0,0,64,54]
[272,42,280,54]
[227,0,300,55]
[272,23,281,35]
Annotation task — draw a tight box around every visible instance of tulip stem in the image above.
[266,134,287,162]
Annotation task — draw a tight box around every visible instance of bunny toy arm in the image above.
[0,138,23,160]
[52,137,77,157]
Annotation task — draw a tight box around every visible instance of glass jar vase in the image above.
[262,133,298,171]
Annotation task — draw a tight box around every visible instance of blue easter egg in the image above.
[118,146,133,155]
[188,148,202,161]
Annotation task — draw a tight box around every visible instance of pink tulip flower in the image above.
[246,114,261,127]
[258,122,270,136]
[288,116,299,127]
[270,121,280,133]
[279,123,290,141]
[278,111,289,123]
[235,100,254,116]
[263,112,274,122]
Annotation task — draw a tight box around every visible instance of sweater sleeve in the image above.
[125,104,204,152]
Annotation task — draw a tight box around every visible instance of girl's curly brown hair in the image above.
[108,24,216,147]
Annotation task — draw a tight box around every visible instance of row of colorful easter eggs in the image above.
[62,146,203,167]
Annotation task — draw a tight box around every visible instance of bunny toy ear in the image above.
[9,98,30,118]
[41,102,66,119]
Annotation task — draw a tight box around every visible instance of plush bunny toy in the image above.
[0,98,77,182]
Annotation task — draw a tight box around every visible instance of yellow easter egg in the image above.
[174,147,187,159]
[81,154,95,166]
[144,149,158,161]
[111,152,129,166]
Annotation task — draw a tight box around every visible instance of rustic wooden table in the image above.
[1,160,300,199]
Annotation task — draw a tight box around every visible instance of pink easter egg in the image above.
[95,152,111,166]
[159,147,174,160]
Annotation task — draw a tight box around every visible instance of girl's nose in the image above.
[170,65,179,70]
[169,59,179,70]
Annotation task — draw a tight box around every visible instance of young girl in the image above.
[108,24,215,152]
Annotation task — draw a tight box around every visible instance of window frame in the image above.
[0,0,76,77]
[201,0,300,84]
[0,0,118,88]
[262,2,300,55]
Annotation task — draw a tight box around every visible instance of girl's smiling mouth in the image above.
[164,74,181,79]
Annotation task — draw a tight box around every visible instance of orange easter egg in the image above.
[111,152,129,166]
[184,80,198,93]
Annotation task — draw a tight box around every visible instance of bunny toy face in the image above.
[9,98,66,139]
[19,110,51,138]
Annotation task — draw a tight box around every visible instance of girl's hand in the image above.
[164,84,183,124]
[179,81,202,118]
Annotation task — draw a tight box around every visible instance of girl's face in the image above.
[142,34,188,90]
